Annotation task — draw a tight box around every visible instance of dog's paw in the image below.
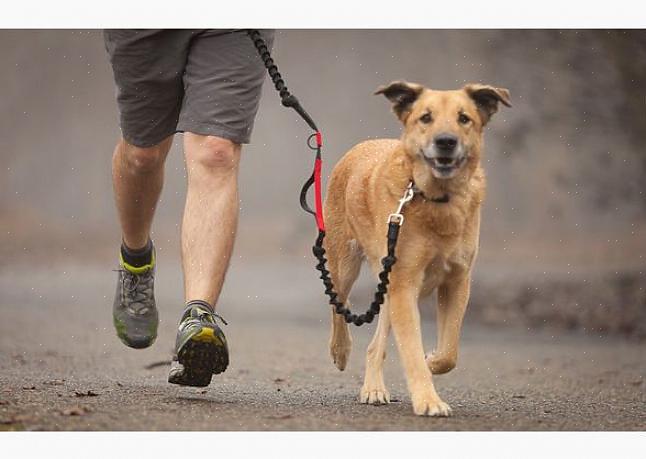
[411,392,452,417]
[359,386,391,405]
[329,339,351,371]
[425,352,457,375]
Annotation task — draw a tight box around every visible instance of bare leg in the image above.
[181,133,241,306]
[427,274,470,374]
[360,301,391,404]
[388,284,451,416]
[112,137,173,249]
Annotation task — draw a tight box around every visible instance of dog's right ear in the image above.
[375,81,424,122]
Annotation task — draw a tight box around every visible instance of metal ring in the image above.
[388,213,404,225]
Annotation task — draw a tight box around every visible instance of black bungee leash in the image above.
[247,29,409,327]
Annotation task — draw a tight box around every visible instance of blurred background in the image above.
[1,30,645,339]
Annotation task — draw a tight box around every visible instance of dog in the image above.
[323,81,511,416]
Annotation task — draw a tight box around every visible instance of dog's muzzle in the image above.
[422,134,467,179]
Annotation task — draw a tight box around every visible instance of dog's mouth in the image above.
[425,155,466,179]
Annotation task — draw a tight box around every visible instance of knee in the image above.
[118,140,167,174]
[185,135,240,173]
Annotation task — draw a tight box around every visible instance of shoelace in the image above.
[181,301,228,327]
[113,268,154,315]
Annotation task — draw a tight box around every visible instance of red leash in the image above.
[313,133,325,231]
[299,131,326,232]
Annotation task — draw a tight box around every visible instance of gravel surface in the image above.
[0,262,644,431]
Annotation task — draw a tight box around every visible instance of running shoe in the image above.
[112,248,158,349]
[168,300,229,387]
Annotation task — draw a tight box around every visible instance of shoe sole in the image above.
[168,327,229,387]
[114,318,158,350]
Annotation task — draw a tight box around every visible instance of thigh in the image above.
[104,29,193,147]
[177,29,275,144]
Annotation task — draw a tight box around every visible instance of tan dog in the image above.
[324,81,511,416]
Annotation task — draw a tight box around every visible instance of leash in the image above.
[248,30,412,326]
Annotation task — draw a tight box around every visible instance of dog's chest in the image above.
[421,254,453,292]
[419,239,473,296]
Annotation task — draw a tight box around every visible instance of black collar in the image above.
[411,183,450,204]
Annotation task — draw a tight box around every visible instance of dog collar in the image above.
[411,183,450,204]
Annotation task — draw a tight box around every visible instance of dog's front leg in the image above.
[427,273,470,374]
[389,284,451,416]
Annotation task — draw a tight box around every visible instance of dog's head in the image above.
[376,81,511,180]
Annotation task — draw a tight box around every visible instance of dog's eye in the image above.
[458,113,471,125]
[419,113,432,124]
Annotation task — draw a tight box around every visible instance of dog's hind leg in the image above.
[360,300,391,405]
[326,234,362,371]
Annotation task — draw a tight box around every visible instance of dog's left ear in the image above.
[375,81,424,122]
[464,84,512,125]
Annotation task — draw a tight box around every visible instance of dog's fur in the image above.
[324,81,511,416]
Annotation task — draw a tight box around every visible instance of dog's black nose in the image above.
[434,134,458,152]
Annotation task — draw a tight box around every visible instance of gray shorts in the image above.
[104,29,275,147]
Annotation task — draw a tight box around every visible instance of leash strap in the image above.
[248,29,325,232]
[248,29,409,326]
[300,133,325,231]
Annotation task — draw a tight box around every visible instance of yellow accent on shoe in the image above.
[192,328,222,345]
[119,250,155,274]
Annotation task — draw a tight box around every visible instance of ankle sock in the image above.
[121,239,154,268]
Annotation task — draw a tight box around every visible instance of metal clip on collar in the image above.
[388,182,415,226]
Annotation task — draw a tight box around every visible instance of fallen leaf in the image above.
[61,406,92,416]
[144,360,171,370]
[74,390,99,397]
[0,414,30,424]
[0,400,9,406]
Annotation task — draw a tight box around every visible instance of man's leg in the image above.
[111,136,172,349]
[181,133,241,305]
[168,29,273,387]
[167,133,239,387]
[112,137,173,250]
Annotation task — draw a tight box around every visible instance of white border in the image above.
[3,432,645,458]
[1,0,646,28]
[1,2,643,457]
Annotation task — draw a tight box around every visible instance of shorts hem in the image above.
[121,130,177,149]
[176,120,251,145]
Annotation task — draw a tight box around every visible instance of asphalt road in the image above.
[0,260,644,431]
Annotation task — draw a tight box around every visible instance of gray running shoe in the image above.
[112,250,158,349]
[168,300,229,387]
